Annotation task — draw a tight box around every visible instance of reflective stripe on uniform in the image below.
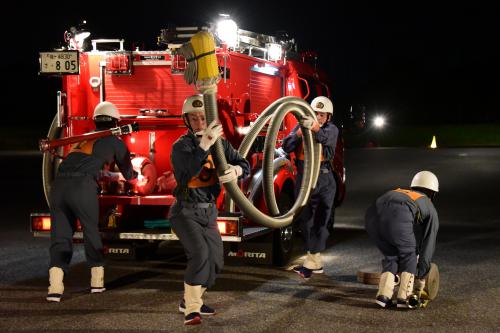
[296,143,325,161]
[70,139,97,155]
[187,154,217,188]
[393,188,424,201]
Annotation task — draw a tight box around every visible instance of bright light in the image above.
[216,18,238,48]
[217,221,227,234]
[373,115,386,128]
[266,43,282,61]
[252,64,279,76]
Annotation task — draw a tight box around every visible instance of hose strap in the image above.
[186,50,216,62]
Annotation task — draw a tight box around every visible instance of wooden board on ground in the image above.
[357,265,381,285]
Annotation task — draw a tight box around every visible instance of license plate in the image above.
[39,51,79,74]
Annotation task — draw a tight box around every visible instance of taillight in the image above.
[217,218,239,236]
[217,221,226,234]
[31,213,51,231]
[30,213,82,232]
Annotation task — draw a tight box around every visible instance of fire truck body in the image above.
[34,24,345,266]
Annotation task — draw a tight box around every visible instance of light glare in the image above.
[373,115,386,128]
[216,19,238,48]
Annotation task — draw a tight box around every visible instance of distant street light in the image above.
[373,115,386,129]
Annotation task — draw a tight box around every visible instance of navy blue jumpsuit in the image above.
[49,136,136,273]
[282,122,339,253]
[170,132,250,288]
[365,189,439,278]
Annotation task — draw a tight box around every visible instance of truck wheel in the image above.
[272,192,294,266]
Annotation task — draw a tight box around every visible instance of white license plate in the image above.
[39,51,79,74]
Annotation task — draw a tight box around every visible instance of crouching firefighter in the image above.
[365,171,440,308]
[169,95,250,325]
[282,96,339,280]
[47,101,139,302]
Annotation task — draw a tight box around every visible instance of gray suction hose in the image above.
[205,94,321,228]
[182,32,321,229]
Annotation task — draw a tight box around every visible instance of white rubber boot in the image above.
[184,283,203,325]
[375,271,395,308]
[90,266,106,293]
[47,267,64,302]
[303,252,324,273]
[397,272,415,308]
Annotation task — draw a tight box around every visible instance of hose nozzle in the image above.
[407,294,420,309]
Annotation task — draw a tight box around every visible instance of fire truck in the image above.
[33,18,346,266]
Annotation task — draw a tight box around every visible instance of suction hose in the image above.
[180,31,321,228]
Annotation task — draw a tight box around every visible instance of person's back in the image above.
[47,101,137,303]
[58,135,135,181]
[365,171,439,309]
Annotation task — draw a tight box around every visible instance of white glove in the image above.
[218,164,243,183]
[198,120,223,151]
[300,116,315,129]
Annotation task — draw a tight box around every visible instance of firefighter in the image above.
[282,96,339,280]
[47,101,139,302]
[365,171,439,308]
[170,94,250,325]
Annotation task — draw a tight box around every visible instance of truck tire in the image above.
[272,192,294,266]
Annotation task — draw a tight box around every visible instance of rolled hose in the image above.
[204,93,321,228]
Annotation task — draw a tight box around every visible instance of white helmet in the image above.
[411,171,439,192]
[182,95,205,115]
[93,101,120,120]
[311,96,333,114]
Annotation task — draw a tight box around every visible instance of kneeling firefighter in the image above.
[169,95,250,325]
[282,96,339,280]
[47,101,139,302]
[365,171,440,308]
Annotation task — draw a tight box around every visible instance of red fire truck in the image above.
[33,19,345,266]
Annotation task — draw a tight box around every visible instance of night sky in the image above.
[3,1,499,132]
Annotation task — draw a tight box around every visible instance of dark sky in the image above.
[3,1,499,130]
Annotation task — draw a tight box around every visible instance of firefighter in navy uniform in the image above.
[170,94,250,325]
[282,96,339,280]
[365,171,439,308]
[47,101,139,302]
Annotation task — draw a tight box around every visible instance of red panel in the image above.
[249,71,282,114]
[104,66,196,116]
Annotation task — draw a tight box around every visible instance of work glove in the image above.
[197,120,223,151]
[300,116,315,129]
[218,164,243,183]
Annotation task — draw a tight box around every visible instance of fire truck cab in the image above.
[33,18,346,266]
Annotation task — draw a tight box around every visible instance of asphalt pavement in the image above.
[0,148,499,332]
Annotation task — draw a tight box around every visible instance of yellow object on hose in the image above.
[190,31,219,81]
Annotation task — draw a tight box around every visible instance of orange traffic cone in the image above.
[430,135,437,149]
